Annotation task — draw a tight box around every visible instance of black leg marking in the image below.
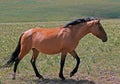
[70,51,80,77]
[31,48,43,80]
[30,59,44,79]
[12,58,20,80]
[59,53,66,80]
[59,59,65,80]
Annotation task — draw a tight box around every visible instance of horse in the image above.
[2,17,107,80]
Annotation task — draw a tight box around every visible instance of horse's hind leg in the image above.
[12,43,31,79]
[30,48,44,80]
[12,58,20,80]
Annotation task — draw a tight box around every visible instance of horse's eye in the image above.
[98,24,103,31]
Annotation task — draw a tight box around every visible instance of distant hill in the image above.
[0,0,120,23]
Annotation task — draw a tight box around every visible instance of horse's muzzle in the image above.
[102,36,108,42]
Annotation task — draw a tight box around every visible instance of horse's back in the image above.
[21,27,77,54]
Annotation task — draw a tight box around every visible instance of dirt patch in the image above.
[33,79,95,84]
[1,69,120,84]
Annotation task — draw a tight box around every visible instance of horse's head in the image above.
[90,19,107,42]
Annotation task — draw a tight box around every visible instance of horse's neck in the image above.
[71,25,90,41]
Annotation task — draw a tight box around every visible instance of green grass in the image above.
[0,0,120,23]
[0,19,120,84]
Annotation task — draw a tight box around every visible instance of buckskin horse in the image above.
[2,17,107,80]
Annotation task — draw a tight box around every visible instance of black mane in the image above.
[64,17,96,28]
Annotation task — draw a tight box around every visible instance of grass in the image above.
[0,0,120,23]
[0,19,120,84]
[0,0,120,83]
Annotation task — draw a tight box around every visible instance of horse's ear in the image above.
[94,17,100,23]
[98,18,101,22]
[96,17,100,22]
[93,19,100,24]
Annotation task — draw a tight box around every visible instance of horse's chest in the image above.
[62,40,79,52]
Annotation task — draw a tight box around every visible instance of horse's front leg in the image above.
[59,52,67,80]
[69,50,80,77]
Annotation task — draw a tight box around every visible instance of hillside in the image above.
[0,0,120,22]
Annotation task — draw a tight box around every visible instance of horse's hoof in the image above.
[70,72,74,77]
[61,77,66,81]
[38,75,44,81]
[70,69,78,77]
[59,74,66,80]
[12,77,16,80]
[59,76,66,80]
[12,73,16,80]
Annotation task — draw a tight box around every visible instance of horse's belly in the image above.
[36,46,61,54]
[33,41,61,54]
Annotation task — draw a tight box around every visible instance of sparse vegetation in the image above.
[0,0,120,83]
[0,19,120,84]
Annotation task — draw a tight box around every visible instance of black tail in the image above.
[1,34,23,68]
